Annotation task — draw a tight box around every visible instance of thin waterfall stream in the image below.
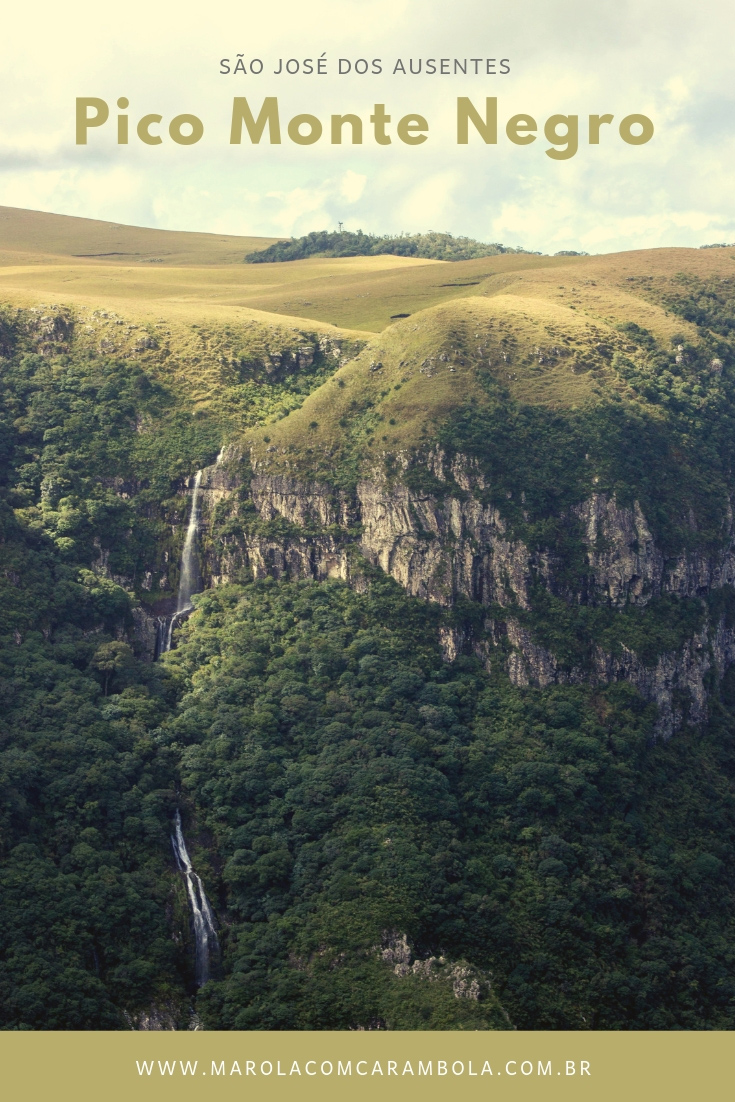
[158,454,223,985]
[156,465,205,657]
[170,810,219,986]
[175,468,203,616]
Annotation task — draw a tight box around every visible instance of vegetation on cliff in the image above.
[169,577,735,1030]
[4,537,735,1028]
[3,220,735,1029]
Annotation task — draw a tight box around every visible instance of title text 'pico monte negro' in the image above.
[75,97,654,158]
[3,205,735,1032]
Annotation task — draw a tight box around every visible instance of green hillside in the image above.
[2,210,735,1030]
[249,263,732,561]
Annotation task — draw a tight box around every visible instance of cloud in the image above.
[396,171,459,229]
[340,170,367,202]
[0,165,153,227]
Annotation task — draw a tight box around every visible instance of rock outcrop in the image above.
[178,447,735,736]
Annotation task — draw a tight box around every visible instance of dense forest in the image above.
[2,262,735,1031]
[244,230,535,264]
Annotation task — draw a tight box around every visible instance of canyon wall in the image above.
[172,448,735,737]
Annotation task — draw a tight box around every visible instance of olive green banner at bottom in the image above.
[1,1030,731,1102]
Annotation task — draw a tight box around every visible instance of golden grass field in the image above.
[2,204,734,465]
[0,204,573,332]
[2,205,732,338]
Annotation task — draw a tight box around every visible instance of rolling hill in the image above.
[0,204,282,265]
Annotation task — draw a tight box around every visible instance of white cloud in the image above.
[340,170,367,202]
[396,171,459,228]
[263,186,332,235]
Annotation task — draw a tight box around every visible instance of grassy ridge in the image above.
[246,287,733,552]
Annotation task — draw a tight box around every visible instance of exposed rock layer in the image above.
[147,448,735,737]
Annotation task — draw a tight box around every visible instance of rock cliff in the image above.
[185,447,735,737]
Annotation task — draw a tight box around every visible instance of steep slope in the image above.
[5,236,735,731]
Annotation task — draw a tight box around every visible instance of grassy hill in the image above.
[4,204,735,575]
[0,205,281,266]
[0,205,568,331]
[3,206,733,337]
[245,248,719,477]
[3,204,735,578]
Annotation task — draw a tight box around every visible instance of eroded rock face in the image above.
[504,614,735,738]
[131,606,159,657]
[356,477,533,609]
[576,494,660,605]
[575,493,735,605]
[378,932,486,1002]
[25,308,73,344]
[593,618,735,737]
[252,474,351,530]
[174,447,735,737]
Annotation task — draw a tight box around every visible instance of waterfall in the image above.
[176,469,203,617]
[156,451,225,657]
[157,469,203,655]
[171,809,219,987]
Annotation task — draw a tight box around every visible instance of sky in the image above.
[1,0,734,254]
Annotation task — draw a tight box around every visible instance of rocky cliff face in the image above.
[185,447,735,736]
[574,494,735,605]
